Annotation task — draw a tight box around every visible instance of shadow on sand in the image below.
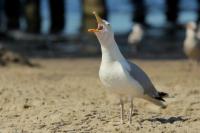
[142,116,188,124]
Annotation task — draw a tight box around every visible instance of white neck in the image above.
[97,34,125,63]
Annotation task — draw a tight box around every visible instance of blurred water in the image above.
[27,0,200,34]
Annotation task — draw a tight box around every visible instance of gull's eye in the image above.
[102,20,110,26]
[105,22,110,25]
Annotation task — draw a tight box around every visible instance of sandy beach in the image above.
[0,58,200,133]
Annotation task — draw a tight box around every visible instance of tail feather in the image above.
[143,95,167,109]
[158,92,169,98]
[154,91,168,102]
[154,96,165,102]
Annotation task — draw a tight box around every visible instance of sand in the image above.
[0,58,200,133]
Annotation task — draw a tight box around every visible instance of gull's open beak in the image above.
[88,11,104,33]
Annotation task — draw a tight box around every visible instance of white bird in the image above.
[88,12,168,124]
[184,22,200,62]
[128,23,143,44]
[128,23,143,52]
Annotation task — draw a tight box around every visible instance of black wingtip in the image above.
[158,92,169,98]
[154,92,168,102]
[155,96,165,102]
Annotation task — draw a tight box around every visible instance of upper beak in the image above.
[88,11,103,33]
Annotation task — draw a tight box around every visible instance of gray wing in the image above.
[196,37,200,49]
[192,37,200,58]
[126,61,160,98]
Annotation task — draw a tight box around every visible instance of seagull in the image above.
[128,23,144,52]
[88,11,168,124]
[184,22,200,62]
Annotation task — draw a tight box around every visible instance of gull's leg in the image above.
[120,99,124,124]
[129,98,133,124]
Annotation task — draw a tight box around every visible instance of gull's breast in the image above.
[99,61,143,96]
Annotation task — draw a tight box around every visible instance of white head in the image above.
[132,23,142,32]
[88,12,115,47]
[128,23,143,44]
[186,22,197,31]
[88,11,124,61]
[185,22,197,39]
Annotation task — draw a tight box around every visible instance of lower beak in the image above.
[88,11,103,33]
[88,29,100,33]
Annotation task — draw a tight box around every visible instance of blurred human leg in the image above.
[166,0,179,25]
[130,0,146,25]
[24,0,41,33]
[49,0,65,34]
[4,0,20,30]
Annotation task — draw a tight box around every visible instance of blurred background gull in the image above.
[184,21,200,62]
[128,23,144,54]
[0,0,200,60]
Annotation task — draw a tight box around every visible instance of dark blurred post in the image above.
[166,0,179,25]
[24,0,41,33]
[81,0,108,32]
[130,0,146,25]
[4,0,21,30]
[0,0,3,30]
[49,0,65,34]
[197,0,200,23]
